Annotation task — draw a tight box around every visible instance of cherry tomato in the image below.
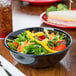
[38,35,45,40]
[12,42,18,48]
[55,44,66,51]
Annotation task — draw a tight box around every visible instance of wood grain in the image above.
[0,0,76,76]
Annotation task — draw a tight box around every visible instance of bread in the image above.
[47,11,76,26]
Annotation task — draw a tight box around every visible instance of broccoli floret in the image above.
[47,6,57,11]
[46,6,57,16]
[46,4,68,16]
[57,4,68,11]
[57,4,67,8]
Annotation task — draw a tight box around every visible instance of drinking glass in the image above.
[0,0,12,39]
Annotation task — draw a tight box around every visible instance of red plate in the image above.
[40,8,76,29]
[20,0,61,5]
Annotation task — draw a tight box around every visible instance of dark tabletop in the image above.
[0,0,76,76]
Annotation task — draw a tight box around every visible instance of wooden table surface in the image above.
[0,0,76,76]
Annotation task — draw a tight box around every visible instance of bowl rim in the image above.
[4,27,72,57]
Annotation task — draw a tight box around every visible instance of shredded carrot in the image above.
[48,33,55,40]
[49,46,55,50]
[17,40,28,52]
[32,31,34,33]
[17,40,35,52]
[28,42,35,45]
[52,47,56,50]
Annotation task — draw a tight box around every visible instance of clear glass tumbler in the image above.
[0,0,12,39]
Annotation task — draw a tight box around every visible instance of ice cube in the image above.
[0,0,11,7]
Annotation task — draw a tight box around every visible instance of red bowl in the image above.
[40,8,76,29]
[20,0,61,5]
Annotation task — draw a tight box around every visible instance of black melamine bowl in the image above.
[4,27,72,68]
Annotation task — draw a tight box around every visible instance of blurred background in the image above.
[12,0,76,31]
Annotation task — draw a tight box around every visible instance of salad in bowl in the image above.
[7,28,69,55]
[4,27,72,68]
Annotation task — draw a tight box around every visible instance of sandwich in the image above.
[47,11,76,26]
